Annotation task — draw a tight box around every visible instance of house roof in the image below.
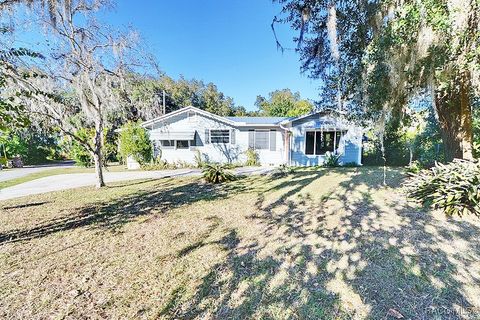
[141,106,237,127]
[141,106,350,129]
[226,116,289,125]
[279,108,346,124]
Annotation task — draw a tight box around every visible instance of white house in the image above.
[129,106,363,168]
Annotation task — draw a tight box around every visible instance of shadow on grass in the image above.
[0,177,256,245]
[159,167,480,319]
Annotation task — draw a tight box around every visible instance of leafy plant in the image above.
[323,152,340,167]
[404,159,480,216]
[70,129,94,167]
[245,148,259,166]
[272,164,295,177]
[405,160,422,174]
[194,150,208,168]
[118,121,152,165]
[70,128,116,167]
[202,163,236,184]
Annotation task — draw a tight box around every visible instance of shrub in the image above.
[404,159,480,216]
[405,160,422,174]
[194,150,208,168]
[272,164,295,177]
[202,163,236,184]
[69,128,116,167]
[142,159,172,171]
[245,148,259,166]
[118,121,152,165]
[323,152,340,167]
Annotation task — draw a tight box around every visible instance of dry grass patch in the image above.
[1,167,479,319]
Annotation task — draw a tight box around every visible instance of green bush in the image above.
[202,163,236,184]
[245,148,259,166]
[405,160,422,174]
[323,152,340,167]
[118,121,152,165]
[272,164,295,177]
[70,128,117,167]
[404,159,480,216]
[70,128,94,167]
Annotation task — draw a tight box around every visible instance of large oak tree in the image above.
[275,0,480,161]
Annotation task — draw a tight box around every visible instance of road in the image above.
[0,161,75,182]
[0,166,274,201]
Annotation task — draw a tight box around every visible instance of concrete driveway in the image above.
[0,166,275,201]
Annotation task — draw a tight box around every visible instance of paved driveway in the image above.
[0,166,275,201]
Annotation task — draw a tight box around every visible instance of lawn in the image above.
[1,167,479,319]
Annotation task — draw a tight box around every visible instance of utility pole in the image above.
[162,90,166,115]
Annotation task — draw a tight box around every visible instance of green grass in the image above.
[0,164,128,189]
[0,167,479,319]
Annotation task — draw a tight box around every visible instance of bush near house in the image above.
[245,148,259,166]
[118,121,152,165]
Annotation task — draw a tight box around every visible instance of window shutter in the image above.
[231,129,236,144]
[269,130,276,151]
[205,129,210,144]
[248,130,255,149]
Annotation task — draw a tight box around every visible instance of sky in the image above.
[105,0,320,111]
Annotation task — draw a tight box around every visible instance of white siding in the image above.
[146,112,285,166]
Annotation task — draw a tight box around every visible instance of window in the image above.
[176,140,189,149]
[305,131,337,155]
[254,130,269,149]
[305,132,315,155]
[210,130,230,143]
[160,140,175,148]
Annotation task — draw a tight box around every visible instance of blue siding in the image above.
[289,113,362,166]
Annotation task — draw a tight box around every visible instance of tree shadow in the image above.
[163,167,480,319]
[0,177,258,245]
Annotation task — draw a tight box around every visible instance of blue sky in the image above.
[107,0,320,111]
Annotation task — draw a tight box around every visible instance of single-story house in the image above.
[127,106,362,169]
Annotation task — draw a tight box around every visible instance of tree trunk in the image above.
[93,118,105,188]
[434,74,473,162]
[408,145,413,165]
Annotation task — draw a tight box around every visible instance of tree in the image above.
[255,89,314,117]
[275,0,480,161]
[119,73,246,120]
[5,0,138,188]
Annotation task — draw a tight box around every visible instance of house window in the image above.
[210,129,230,143]
[254,130,269,150]
[305,131,338,155]
[160,140,175,148]
[176,140,189,149]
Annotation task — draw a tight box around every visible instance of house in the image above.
[128,106,362,169]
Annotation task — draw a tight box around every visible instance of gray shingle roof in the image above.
[225,116,289,125]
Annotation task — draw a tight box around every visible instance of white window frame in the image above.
[304,130,339,156]
[209,129,231,144]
